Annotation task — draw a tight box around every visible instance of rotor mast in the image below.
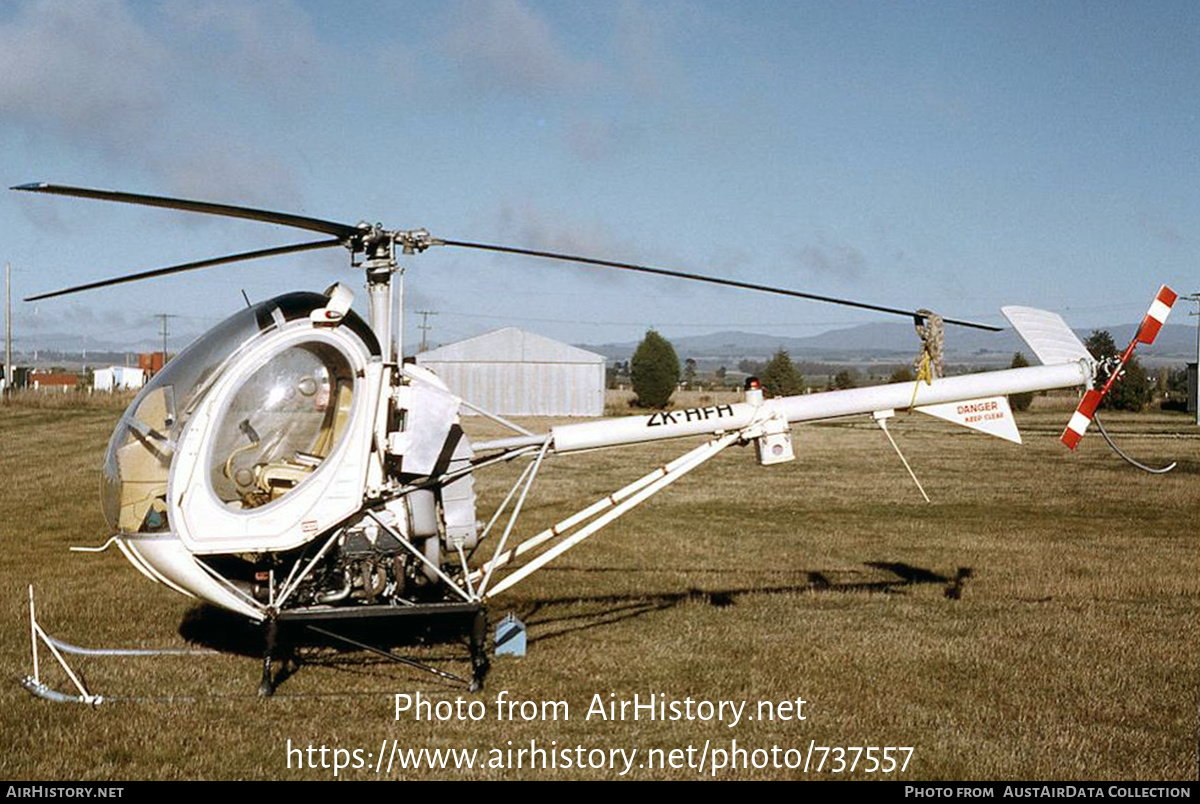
[359,227,434,363]
[360,226,397,362]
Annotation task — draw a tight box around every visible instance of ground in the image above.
[1,394,1196,780]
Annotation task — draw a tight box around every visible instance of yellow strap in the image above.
[909,353,933,408]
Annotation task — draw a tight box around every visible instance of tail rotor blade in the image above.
[1136,285,1178,345]
[1061,389,1103,449]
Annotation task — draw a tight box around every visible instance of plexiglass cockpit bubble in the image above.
[100,291,376,533]
[208,341,355,508]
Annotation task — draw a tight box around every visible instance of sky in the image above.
[1,0,1196,357]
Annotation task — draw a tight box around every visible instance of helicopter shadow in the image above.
[510,561,962,647]
[174,560,964,691]
[177,605,486,691]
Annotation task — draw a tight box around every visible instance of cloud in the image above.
[565,117,622,162]
[0,1,305,210]
[488,199,726,305]
[1136,212,1182,247]
[150,138,305,212]
[442,0,603,94]
[613,0,685,97]
[376,45,422,95]
[0,0,167,151]
[161,0,328,95]
[793,238,868,281]
[496,199,620,259]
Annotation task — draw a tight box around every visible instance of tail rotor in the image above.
[1061,285,1177,450]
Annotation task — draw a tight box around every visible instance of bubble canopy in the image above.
[101,291,379,533]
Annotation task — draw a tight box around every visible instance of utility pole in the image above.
[415,309,438,353]
[5,262,11,399]
[156,313,179,365]
[1184,293,1200,426]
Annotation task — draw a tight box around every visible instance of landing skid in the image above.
[22,587,490,703]
[260,602,490,696]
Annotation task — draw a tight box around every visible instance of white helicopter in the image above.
[14,183,1176,700]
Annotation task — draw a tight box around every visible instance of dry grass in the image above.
[0,402,1196,780]
[604,387,745,415]
[3,389,136,411]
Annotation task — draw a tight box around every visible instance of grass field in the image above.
[0,394,1196,780]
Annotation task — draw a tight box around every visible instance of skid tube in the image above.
[260,601,490,695]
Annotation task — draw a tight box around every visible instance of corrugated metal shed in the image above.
[417,328,605,417]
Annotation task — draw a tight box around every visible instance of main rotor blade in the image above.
[24,238,343,302]
[12,183,363,240]
[440,239,1002,332]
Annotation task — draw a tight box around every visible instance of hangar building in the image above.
[416,327,605,417]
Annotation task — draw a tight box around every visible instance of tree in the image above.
[833,368,859,390]
[738,358,765,376]
[605,365,619,390]
[888,366,915,384]
[1084,330,1149,412]
[1008,352,1034,412]
[1162,367,1190,411]
[683,358,697,389]
[630,330,680,408]
[761,348,804,397]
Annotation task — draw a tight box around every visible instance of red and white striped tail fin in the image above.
[1061,285,1177,450]
[1136,285,1177,345]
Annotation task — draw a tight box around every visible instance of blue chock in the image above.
[494,613,526,657]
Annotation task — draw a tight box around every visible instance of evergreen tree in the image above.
[683,358,697,389]
[630,330,680,408]
[761,348,804,397]
[1084,330,1149,412]
[1009,352,1034,411]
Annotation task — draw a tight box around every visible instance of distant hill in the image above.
[581,323,1194,369]
[17,321,1193,373]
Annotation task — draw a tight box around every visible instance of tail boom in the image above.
[548,361,1089,454]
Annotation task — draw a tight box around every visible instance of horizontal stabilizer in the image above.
[914,395,1022,444]
[1001,306,1091,366]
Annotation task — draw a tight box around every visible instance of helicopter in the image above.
[13,182,1177,701]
